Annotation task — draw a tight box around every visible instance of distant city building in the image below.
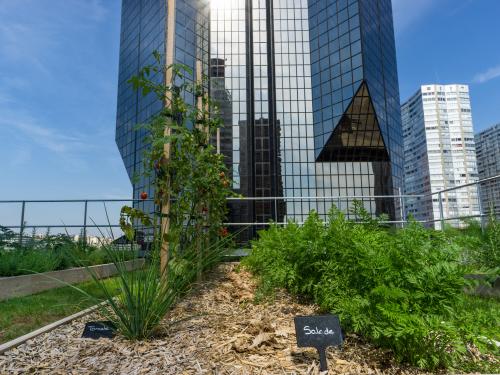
[73,235,113,247]
[475,123,500,218]
[401,84,480,228]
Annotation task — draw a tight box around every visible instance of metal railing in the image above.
[0,199,140,246]
[0,175,498,245]
[431,174,500,229]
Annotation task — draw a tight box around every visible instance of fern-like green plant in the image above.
[243,204,500,372]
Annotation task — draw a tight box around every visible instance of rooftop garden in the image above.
[0,55,498,373]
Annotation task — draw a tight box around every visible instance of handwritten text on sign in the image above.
[82,321,116,339]
[303,326,336,335]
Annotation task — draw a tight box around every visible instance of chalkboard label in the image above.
[82,321,116,339]
[294,315,343,371]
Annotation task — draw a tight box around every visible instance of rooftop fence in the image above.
[0,175,498,246]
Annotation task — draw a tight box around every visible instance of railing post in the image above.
[83,200,88,246]
[274,197,278,223]
[398,187,404,228]
[476,183,484,232]
[438,191,444,230]
[19,201,26,246]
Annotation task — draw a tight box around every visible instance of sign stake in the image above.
[294,314,343,373]
[317,347,328,371]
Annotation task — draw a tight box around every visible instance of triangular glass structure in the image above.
[317,82,389,162]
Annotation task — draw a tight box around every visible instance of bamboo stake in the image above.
[160,0,177,278]
[195,59,204,282]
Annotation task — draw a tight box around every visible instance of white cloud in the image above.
[0,112,89,156]
[392,0,436,34]
[0,23,52,75]
[14,122,86,154]
[473,65,500,84]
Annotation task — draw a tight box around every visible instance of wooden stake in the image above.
[160,0,177,278]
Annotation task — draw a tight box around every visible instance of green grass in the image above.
[0,278,119,344]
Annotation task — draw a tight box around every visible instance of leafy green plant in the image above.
[243,203,500,371]
[127,53,233,260]
[483,212,500,269]
[76,54,234,340]
[0,248,59,276]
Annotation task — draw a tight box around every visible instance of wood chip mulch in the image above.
[0,263,434,374]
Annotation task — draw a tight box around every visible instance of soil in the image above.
[0,263,434,374]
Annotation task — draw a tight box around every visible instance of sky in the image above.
[0,0,499,226]
[393,0,500,124]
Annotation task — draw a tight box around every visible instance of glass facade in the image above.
[116,0,165,215]
[309,0,403,217]
[116,0,209,215]
[117,0,403,228]
[209,0,402,223]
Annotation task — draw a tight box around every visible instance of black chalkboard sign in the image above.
[294,315,343,371]
[82,321,116,339]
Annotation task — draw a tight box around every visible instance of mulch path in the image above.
[0,263,432,374]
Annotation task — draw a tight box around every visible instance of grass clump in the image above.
[81,234,231,340]
[243,203,500,372]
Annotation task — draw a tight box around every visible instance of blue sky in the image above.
[394,0,500,124]
[0,0,126,202]
[0,0,499,207]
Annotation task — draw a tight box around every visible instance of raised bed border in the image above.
[465,274,500,298]
[0,259,144,301]
[0,302,105,354]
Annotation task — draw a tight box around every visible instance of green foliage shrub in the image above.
[0,235,137,277]
[483,214,500,269]
[0,248,59,276]
[445,214,500,271]
[243,204,500,371]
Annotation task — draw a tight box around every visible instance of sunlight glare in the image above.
[210,0,235,11]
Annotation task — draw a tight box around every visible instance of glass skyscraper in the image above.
[116,0,403,228]
[116,0,209,214]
